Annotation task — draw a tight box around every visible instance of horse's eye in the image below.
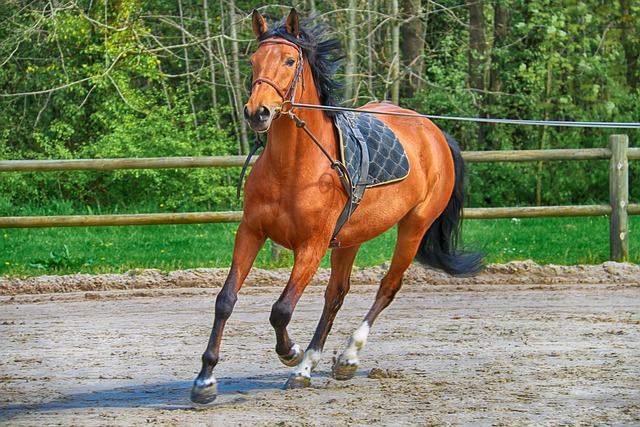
[285,58,295,67]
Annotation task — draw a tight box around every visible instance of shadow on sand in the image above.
[0,374,284,422]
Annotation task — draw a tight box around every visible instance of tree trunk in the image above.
[202,0,220,129]
[367,1,375,99]
[486,1,508,149]
[227,1,249,154]
[345,0,358,105]
[400,0,424,98]
[178,0,198,130]
[620,0,639,91]
[489,1,508,93]
[535,66,553,206]
[390,0,401,104]
[468,0,488,92]
[468,0,488,146]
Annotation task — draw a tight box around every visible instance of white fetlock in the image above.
[294,349,322,375]
[279,343,304,367]
[191,376,218,404]
[332,322,370,381]
[284,349,322,389]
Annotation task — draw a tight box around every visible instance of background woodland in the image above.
[1,0,639,213]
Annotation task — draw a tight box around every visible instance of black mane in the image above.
[258,17,344,109]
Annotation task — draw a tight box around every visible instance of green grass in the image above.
[464,216,638,265]
[1,216,638,277]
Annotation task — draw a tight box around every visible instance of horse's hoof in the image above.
[190,378,218,404]
[332,361,358,381]
[284,374,311,389]
[279,344,304,367]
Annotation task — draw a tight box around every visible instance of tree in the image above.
[390,0,401,104]
[620,0,639,90]
[468,0,489,145]
[344,0,358,104]
[226,0,249,154]
[400,0,425,99]
[1,1,639,211]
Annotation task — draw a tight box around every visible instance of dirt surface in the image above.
[1,262,639,426]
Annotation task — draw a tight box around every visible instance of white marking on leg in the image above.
[192,374,219,404]
[279,343,304,367]
[194,375,217,388]
[290,343,301,359]
[340,321,370,365]
[292,349,322,378]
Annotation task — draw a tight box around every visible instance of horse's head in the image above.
[244,9,304,132]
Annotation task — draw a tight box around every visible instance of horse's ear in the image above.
[285,8,300,38]
[252,9,268,38]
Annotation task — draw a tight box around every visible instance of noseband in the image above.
[250,37,305,110]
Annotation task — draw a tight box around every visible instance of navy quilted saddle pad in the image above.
[335,111,410,188]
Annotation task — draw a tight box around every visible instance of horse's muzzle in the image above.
[244,104,273,132]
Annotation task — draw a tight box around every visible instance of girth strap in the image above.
[329,114,371,247]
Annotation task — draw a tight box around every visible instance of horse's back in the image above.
[357,103,455,186]
[324,103,457,246]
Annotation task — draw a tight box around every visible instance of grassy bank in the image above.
[2,215,638,277]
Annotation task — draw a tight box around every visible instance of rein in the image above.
[247,36,342,176]
[238,37,307,199]
[290,103,640,129]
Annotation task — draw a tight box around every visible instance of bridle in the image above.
[244,36,348,191]
[250,37,305,116]
[246,37,341,174]
[239,37,309,198]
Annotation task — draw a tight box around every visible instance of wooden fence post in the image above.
[609,134,629,262]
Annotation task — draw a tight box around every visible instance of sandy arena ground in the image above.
[1,262,639,426]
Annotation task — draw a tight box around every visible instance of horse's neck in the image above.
[263,78,337,179]
[264,109,335,177]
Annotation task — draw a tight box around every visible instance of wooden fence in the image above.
[1,134,638,261]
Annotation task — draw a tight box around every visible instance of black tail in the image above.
[415,133,485,276]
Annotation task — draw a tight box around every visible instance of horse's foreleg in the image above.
[285,245,360,388]
[333,224,424,381]
[190,223,265,404]
[270,246,324,371]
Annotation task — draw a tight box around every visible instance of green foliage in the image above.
[0,100,241,211]
[29,244,94,272]
[412,0,640,207]
[0,0,243,213]
[0,1,639,216]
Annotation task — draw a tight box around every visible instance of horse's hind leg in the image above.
[285,245,360,388]
[332,222,425,380]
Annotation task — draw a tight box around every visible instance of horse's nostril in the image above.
[259,106,270,122]
[244,105,271,125]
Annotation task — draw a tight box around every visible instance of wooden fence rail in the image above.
[1,135,638,261]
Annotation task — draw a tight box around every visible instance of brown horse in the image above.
[191,9,483,404]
